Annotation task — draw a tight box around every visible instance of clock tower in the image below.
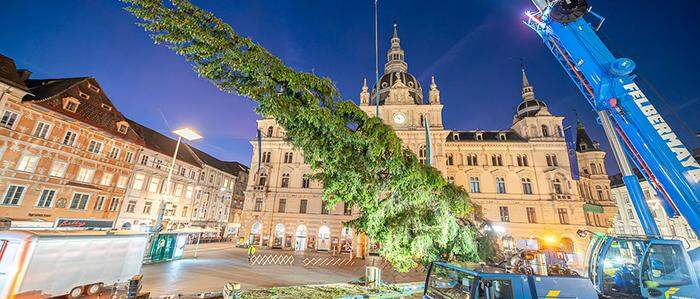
[359,23,449,166]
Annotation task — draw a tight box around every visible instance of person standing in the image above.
[247,244,257,263]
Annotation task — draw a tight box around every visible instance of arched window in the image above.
[556,126,564,137]
[258,173,267,186]
[469,177,480,193]
[419,145,427,165]
[596,186,604,200]
[467,154,478,166]
[446,154,454,166]
[496,177,506,194]
[521,178,533,194]
[590,163,597,175]
[552,178,563,194]
[491,155,503,166]
[267,126,274,137]
[280,173,290,188]
[284,152,293,163]
[420,114,425,127]
[541,125,550,137]
[251,222,262,235]
[261,151,271,163]
[597,163,604,174]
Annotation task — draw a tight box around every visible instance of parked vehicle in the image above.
[424,261,597,299]
[0,230,148,298]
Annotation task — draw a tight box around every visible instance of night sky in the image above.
[3,1,699,173]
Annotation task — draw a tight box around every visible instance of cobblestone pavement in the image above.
[141,242,425,297]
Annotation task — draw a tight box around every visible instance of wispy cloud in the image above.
[418,20,493,82]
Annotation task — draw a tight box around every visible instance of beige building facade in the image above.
[240,25,616,266]
[115,120,203,232]
[610,174,700,249]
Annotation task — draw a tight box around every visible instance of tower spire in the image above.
[384,21,407,73]
[521,63,530,88]
[520,62,535,101]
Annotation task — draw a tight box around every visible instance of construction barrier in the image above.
[301,256,356,267]
[249,254,295,266]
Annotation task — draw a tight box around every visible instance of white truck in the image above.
[0,230,148,298]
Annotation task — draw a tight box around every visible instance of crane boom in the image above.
[525,1,700,237]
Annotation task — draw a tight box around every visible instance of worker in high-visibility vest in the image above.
[247,245,257,263]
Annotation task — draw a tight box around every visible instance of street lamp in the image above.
[146,127,202,262]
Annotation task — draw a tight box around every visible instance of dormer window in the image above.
[101,103,112,111]
[79,91,90,100]
[62,97,80,113]
[453,133,460,141]
[88,83,100,93]
[475,132,483,141]
[116,121,129,134]
[498,132,507,141]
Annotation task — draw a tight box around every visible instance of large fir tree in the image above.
[123,0,494,271]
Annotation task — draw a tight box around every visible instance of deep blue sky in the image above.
[3,1,699,172]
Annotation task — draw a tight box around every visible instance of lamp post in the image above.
[145,127,202,262]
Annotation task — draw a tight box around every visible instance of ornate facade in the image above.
[240,24,616,266]
[0,54,143,227]
[0,53,248,233]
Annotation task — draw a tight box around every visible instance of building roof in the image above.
[126,119,203,168]
[609,169,646,188]
[0,54,30,91]
[447,130,527,142]
[514,65,548,122]
[23,77,145,145]
[369,23,424,106]
[188,146,248,177]
[575,121,601,152]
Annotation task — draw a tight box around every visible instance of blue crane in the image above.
[524,0,700,297]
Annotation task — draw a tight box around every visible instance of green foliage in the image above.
[123,0,489,271]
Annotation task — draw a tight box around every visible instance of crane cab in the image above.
[424,261,597,299]
[585,233,700,298]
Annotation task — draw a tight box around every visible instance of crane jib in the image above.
[624,83,700,183]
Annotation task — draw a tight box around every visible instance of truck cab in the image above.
[585,234,700,298]
[424,261,598,299]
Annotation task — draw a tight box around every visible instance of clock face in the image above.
[393,113,406,124]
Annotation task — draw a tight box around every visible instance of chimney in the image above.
[17,69,31,82]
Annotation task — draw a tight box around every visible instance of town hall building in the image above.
[240,24,616,267]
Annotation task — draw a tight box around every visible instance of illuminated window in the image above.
[76,167,95,183]
[100,173,113,186]
[16,154,40,172]
[132,173,145,190]
[50,161,68,178]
